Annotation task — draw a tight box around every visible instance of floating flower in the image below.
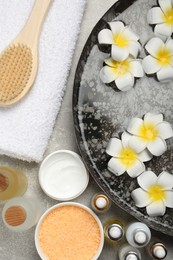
[98,21,141,61]
[127,113,173,156]
[100,57,144,91]
[142,37,173,82]
[131,171,173,217]
[147,0,173,38]
[106,132,152,178]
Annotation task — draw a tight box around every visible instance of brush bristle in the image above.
[0,43,32,104]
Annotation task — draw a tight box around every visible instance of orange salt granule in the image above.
[39,205,101,260]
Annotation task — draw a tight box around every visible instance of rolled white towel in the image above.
[0,0,86,162]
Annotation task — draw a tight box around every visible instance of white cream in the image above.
[39,150,89,200]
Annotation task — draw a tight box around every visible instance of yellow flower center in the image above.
[111,59,131,76]
[148,185,165,202]
[113,33,128,47]
[119,147,137,167]
[163,8,173,25]
[139,123,158,141]
[156,48,172,66]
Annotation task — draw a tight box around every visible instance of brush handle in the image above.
[17,0,52,47]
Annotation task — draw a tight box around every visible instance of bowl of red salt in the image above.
[35,202,104,260]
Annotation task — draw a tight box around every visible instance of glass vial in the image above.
[0,166,27,200]
[91,193,111,213]
[2,196,43,232]
[118,244,141,260]
[148,242,167,259]
[104,219,124,245]
[125,222,151,248]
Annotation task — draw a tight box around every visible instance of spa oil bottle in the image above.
[147,241,167,259]
[104,219,124,245]
[125,222,151,248]
[0,166,27,200]
[91,193,111,213]
[2,196,43,232]
[118,243,142,260]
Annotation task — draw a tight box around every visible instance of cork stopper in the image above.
[151,243,167,259]
[0,173,9,192]
[125,252,140,260]
[134,230,147,245]
[93,194,110,212]
[4,206,27,226]
[107,224,124,241]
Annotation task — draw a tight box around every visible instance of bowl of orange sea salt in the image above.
[35,202,104,260]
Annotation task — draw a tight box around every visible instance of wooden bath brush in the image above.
[0,0,52,106]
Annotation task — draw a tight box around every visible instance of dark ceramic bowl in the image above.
[73,0,173,236]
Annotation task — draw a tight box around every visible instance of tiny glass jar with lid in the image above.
[0,166,27,200]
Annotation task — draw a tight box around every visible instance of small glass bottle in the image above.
[2,196,43,232]
[118,244,142,260]
[125,222,151,248]
[91,193,111,213]
[104,219,124,245]
[148,242,167,259]
[0,166,27,200]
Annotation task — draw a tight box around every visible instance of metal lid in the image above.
[0,173,9,192]
[107,224,124,241]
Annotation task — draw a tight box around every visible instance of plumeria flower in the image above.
[98,21,141,61]
[142,37,173,82]
[100,57,144,91]
[127,113,173,156]
[147,0,173,38]
[106,132,152,178]
[131,171,173,217]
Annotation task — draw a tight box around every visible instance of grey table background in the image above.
[0,0,172,259]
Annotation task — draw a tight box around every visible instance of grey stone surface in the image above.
[0,0,173,259]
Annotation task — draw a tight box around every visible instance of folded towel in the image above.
[0,0,86,162]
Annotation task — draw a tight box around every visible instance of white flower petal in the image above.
[145,37,164,57]
[129,136,148,153]
[115,73,134,91]
[164,191,173,208]
[144,113,163,126]
[157,65,173,82]
[157,171,173,190]
[147,7,165,24]
[127,160,145,178]
[108,157,126,176]
[104,57,116,67]
[147,137,167,156]
[121,131,132,148]
[138,149,153,162]
[137,171,158,191]
[127,118,144,135]
[165,38,173,54]
[108,21,124,35]
[130,60,144,78]
[106,138,123,157]
[131,188,152,207]
[154,23,173,37]
[146,201,166,217]
[155,121,173,139]
[142,55,162,74]
[159,0,172,14]
[111,45,129,61]
[98,29,114,44]
[123,27,140,41]
[128,41,141,58]
[100,66,118,83]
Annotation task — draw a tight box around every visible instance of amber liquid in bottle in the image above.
[0,166,27,200]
